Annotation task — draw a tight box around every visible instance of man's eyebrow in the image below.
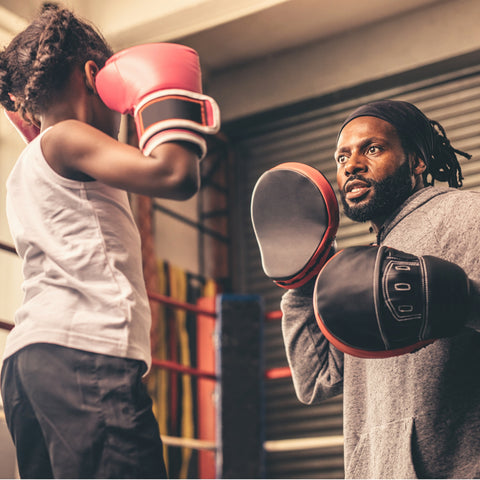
[364,136,388,143]
[336,136,389,153]
[334,147,348,156]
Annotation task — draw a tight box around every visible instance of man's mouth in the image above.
[344,179,371,201]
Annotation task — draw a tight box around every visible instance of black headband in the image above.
[338,100,435,164]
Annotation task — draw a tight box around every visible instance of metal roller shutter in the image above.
[226,61,480,478]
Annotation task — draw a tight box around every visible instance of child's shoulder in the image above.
[41,119,106,155]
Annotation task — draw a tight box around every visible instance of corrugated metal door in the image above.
[226,61,480,478]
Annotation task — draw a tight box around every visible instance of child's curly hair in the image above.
[0,2,113,125]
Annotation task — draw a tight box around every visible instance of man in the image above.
[280,100,480,478]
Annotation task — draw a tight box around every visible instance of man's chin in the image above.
[341,196,376,223]
[345,194,370,209]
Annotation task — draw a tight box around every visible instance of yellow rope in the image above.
[169,265,194,479]
[148,261,169,472]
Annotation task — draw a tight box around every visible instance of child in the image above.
[0,2,219,478]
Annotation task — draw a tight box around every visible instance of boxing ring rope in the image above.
[265,309,282,321]
[161,435,216,451]
[151,358,217,381]
[147,290,217,318]
[0,241,16,254]
[264,435,344,452]
[0,320,13,332]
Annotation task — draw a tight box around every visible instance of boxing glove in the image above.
[314,245,471,358]
[251,162,339,289]
[4,109,40,143]
[95,43,220,158]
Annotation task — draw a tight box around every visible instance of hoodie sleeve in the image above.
[281,281,344,404]
[430,191,480,334]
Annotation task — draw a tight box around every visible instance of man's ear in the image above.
[84,60,99,94]
[410,153,427,176]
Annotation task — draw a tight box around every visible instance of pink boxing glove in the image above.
[95,43,220,159]
[4,109,40,143]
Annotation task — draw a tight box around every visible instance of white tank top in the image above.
[4,128,152,368]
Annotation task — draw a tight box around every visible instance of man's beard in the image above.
[340,161,414,223]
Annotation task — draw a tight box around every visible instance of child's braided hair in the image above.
[0,2,113,124]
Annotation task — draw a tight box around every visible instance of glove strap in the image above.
[134,89,220,158]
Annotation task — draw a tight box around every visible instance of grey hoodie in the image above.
[281,187,480,478]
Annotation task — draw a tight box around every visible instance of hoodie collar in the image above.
[375,186,451,245]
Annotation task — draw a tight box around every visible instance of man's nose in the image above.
[344,152,367,176]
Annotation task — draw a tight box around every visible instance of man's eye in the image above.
[336,155,347,164]
[367,145,381,154]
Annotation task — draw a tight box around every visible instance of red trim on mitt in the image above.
[271,162,339,289]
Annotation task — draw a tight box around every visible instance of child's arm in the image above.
[43,120,201,199]
[42,43,220,200]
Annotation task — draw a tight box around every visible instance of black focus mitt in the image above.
[314,245,471,358]
[251,162,339,289]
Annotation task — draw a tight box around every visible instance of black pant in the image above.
[1,343,167,479]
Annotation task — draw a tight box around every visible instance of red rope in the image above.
[148,291,217,317]
[0,320,13,331]
[151,358,217,380]
[264,366,292,379]
[0,242,16,254]
[265,310,282,321]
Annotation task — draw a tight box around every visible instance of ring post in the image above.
[215,294,265,479]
